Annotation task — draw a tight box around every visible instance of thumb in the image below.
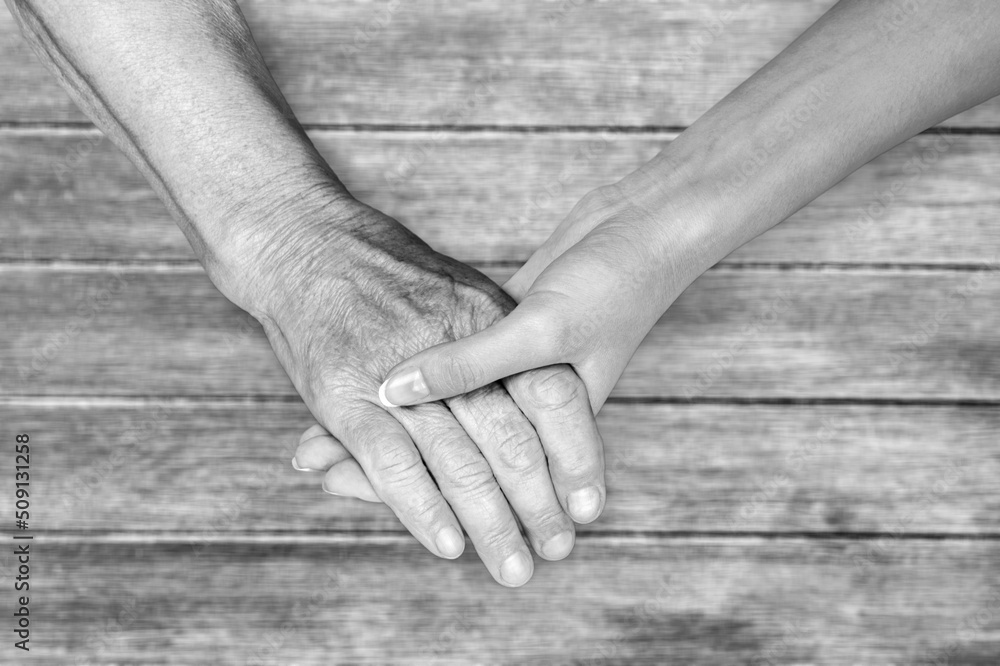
[378,303,564,407]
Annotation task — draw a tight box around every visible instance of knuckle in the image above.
[371,446,444,524]
[311,363,360,406]
[554,448,606,493]
[520,366,586,412]
[371,444,425,484]
[488,420,544,472]
[573,184,620,218]
[555,436,605,484]
[529,505,573,534]
[462,283,509,327]
[561,455,604,488]
[480,522,523,553]
[437,448,495,492]
[400,491,443,525]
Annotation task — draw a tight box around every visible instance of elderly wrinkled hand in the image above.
[265,194,605,587]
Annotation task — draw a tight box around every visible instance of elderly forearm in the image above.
[628,0,1000,276]
[5,0,351,312]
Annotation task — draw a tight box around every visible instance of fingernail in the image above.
[540,531,575,560]
[435,526,465,559]
[291,457,313,472]
[379,369,429,407]
[321,481,343,497]
[499,552,533,587]
[568,486,603,523]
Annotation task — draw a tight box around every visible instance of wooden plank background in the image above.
[2,131,998,264]
[1,1,999,663]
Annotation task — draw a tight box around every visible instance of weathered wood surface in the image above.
[0,401,996,535]
[3,0,1000,662]
[2,0,999,127]
[2,129,998,264]
[4,267,999,399]
[8,539,1000,665]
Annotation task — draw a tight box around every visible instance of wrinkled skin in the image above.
[255,198,605,587]
[293,180,710,516]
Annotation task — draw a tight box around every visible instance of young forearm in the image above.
[6,0,351,311]
[275,0,1000,422]
[631,0,1000,280]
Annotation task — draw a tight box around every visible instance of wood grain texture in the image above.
[2,128,998,264]
[3,267,999,400]
[9,539,1000,665]
[3,1,997,663]
[2,0,999,127]
[2,401,997,535]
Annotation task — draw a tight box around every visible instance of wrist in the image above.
[631,73,855,270]
[202,173,359,321]
[608,150,739,296]
[612,102,814,286]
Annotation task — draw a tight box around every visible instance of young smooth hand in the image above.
[295,0,1000,506]
[292,175,698,493]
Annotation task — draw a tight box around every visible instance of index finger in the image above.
[335,405,466,560]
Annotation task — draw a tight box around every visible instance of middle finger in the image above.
[392,401,535,587]
[447,385,576,562]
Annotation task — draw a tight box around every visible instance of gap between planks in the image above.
[4,395,1000,408]
[19,531,1000,544]
[1,121,1000,134]
[1,260,998,273]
